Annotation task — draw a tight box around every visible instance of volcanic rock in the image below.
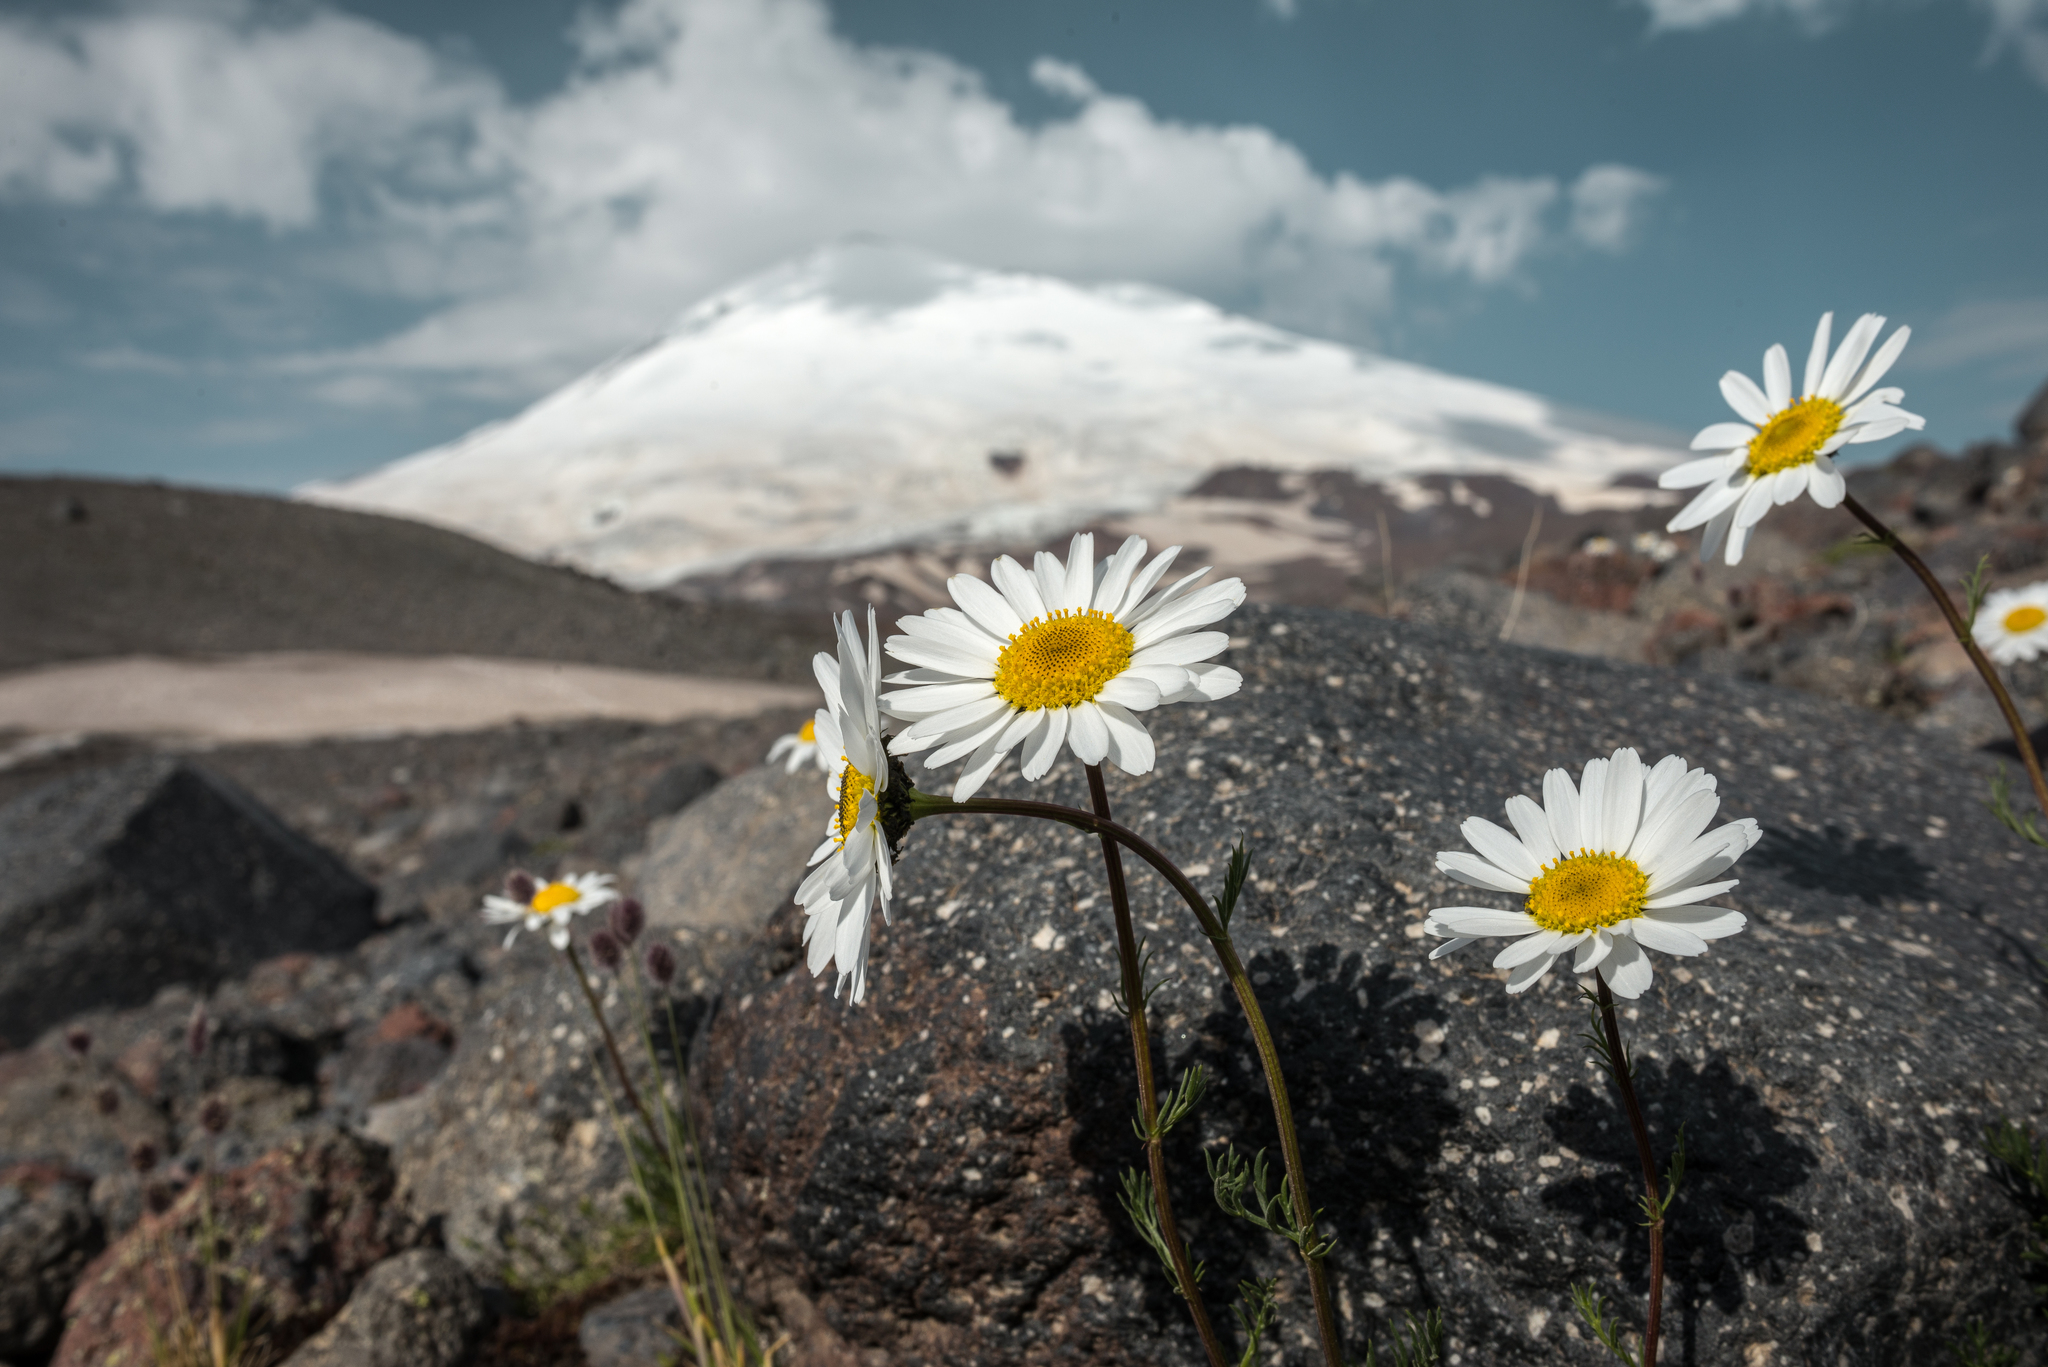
[0,1164,102,1361]
[0,759,378,1047]
[698,604,2048,1366]
[278,1248,494,1367]
[578,1284,683,1367]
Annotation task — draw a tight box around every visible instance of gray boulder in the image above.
[698,604,2048,1366]
[0,1167,100,1360]
[0,759,377,1046]
[579,1283,682,1367]
[277,1248,493,1367]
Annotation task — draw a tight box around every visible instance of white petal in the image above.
[1631,789,1719,869]
[1684,426,1756,456]
[1602,747,1646,854]
[1802,312,1832,396]
[1818,313,1883,400]
[1666,478,1746,534]
[1645,878,1738,909]
[1719,511,1753,567]
[1843,324,1910,405]
[1641,906,1747,940]
[1495,928,1567,969]
[1436,851,1530,895]
[1769,467,1808,507]
[1114,545,1182,618]
[1060,533,1095,611]
[885,679,999,719]
[1096,700,1156,774]
[886,634,1002,678]
[949,574,1024,640]
[1578,756,1611,852]
[1762,343,1791,411]
[1179,663,1242,701]
[1808,458,1846,509]
[1093,536,1148,613]
[1032,550,1068,614]
[1598,934,1655,998]
[919,705,1018,768]
[1504,794,1560,865]
[1018,708,1070,781]
[948,725,1018,802]
[1130,580,1247,647]
[990,555,1048,621]
[1068,702,1112,764]
[1719,369,1771,426]
[1543,767,1583,853]
[1628,916,1709,957]
[1732,474,1776,529]
[1428,936,1478,960]
[1426,906,1541,937]
[1096,673,1164,711]
[1573,930,1613,973]
[1461,817,1543,883]
[1131,630,1231,666]
[1505,953,1561,994]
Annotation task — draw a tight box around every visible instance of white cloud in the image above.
[1,0,1664,404]
[1638,0,1842,32]
[1912,297,2048,377]
[1262,0,1302,18]
[1638,0,2048,84]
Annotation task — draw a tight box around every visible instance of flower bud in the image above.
[589,929,624,974]
[186,1005,209,1059]
[609,897,645,945]
[644,942,677,987]
[505,870,537,903]
[199,1096,230,1135]
[130,1140,159,1175]
[95,1085,120,1116]
[64,1026,92,1057]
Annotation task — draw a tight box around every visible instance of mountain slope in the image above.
[303,239,1683,588]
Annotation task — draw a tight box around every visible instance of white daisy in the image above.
[795,607,895,1005]
[1976,581,2048,665]
[1423,748,1761,999]
[766,716,832,774]
[481,872,619,950]
[881,533,1245,801]
[1662,312,1926,566]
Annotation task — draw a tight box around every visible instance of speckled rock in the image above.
[54,1127,420,1367]
[0,759,377,1048]
[278,1248,494,1367]
[0,1164,102,1360]
[699,604,2048,1367]
[578,1283,682,1367]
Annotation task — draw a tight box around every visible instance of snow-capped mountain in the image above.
[302,239,1683,589]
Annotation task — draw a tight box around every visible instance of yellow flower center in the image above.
[531,882,579,914]
[835,761,875,844]
[1745,396,1845,478]
[798,717,817,743]
[992,609,1135,711]
[1524,850,1650,934]
[2003,605,2047,635]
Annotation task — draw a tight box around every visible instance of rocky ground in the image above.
[2,381,2047,1364]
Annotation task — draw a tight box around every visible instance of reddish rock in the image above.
[54,1128,418,1367]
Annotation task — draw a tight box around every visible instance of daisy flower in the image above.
[795,607,896,1004]
[1976,581,2048,665]
[882,533,1244,801]
[1423,748,1761,999]
[766,716,831,774]
[482,872,619,950]
[1662,312,1926,565]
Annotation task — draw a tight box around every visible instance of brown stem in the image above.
[563,943,658,1144]
[1841,492,2048,823]
[1084,766,1228,1367]
[927,790,1345,1367]
[1596,978,1663,1367]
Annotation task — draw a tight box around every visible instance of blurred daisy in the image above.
[482,873,619,950]
[796,608,895,1004]
[1977,581,2048,665]
[767,716,832,774]
[1424,748,1761,999]
[1663,312,1925,565]
[883,533,1244,801]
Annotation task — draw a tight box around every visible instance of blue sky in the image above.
[2,0,2045,491]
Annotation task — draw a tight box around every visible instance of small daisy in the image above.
[1424,748,1761,999]
[882,533,1244,801]
[1977,581,2048,665]
[766,716,832,774]
[1662,312,1926,566]
[482,872,619,950]
[795,607,896,1004]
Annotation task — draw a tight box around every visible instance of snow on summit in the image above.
[302,240,1682,588]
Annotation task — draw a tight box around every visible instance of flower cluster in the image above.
[482,871,619,949]
[1976,581,2048,665]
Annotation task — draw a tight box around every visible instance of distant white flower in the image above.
[482,873,619,951]
[1424,748,1761,1000]
[767,716,832,773]
[1663,312,1925,566]
[1977,581,2048,665]
[795,608,895,1005]
[882,533,1244,801]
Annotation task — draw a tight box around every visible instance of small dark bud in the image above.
[185,1005,209,1059]
[199,1096,230,1135]
[64,1026,92,1057]
[130,1140,159,1175]
[95,1085,120,1116]
[589,929,624,974]
[609,897,645,945]
[644,942,677,987]
[505,870,537,903]
[145,1183,173,1215]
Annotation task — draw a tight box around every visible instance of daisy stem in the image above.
[1082,765,1230,1367]
[1841,492,2048,825]
[923,788,1344,1367]
[561,943,659,1146]
[1595,977,1664,1367]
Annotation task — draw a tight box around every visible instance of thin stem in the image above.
[1596,978,1663,1367]
[921,789,1345,1367]
[1083,765,1229,1367]
[562,943,659,1145]
[1842,493,2048,823]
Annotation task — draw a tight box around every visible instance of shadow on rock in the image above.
[1541,1056,1818,1367]
[1749,824,1933,907]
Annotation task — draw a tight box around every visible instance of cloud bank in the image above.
[1638,0,2048,85]
[0,0,1664,404]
